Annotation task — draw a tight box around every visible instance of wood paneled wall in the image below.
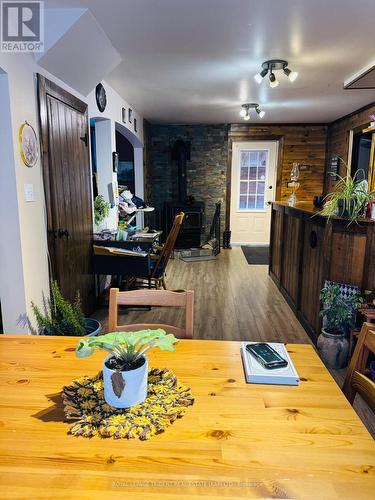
[325,102,375,194]
[229,124,327,203]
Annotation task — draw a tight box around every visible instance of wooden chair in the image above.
[142,212,184,289]
[108,287,194,339]
[342,322,375,414]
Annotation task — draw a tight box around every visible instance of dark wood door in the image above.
[38,75,95,314]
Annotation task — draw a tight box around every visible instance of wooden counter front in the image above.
[269,202,375,342]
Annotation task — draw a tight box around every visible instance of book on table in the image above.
[241,342,299,386]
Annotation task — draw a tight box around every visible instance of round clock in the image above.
[95,83,107,112]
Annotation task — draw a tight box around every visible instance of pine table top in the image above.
[0,335,374,499]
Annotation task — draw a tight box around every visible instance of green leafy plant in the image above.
[31,281,85,336]
[320,283,363,335]
[94,195,110,226]
[76,329,178,370]
[320,167,374,224]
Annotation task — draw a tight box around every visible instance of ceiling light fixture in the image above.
[254,59,298,87]
[240,103,265,121]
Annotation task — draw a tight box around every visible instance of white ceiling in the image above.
[46,0,375,124]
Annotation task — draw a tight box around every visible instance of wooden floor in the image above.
[93,247,374,437]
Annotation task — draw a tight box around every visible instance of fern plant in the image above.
[31,281,85,336]
[320,283,363,335]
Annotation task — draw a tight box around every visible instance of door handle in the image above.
[268,185,273,189]
[57,228,69,239]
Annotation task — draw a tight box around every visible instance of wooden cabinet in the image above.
[270,202,375,342]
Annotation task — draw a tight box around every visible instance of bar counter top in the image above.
[272,201,374,223]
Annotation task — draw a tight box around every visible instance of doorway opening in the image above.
[116,130,135,193]
[230,141,278,246]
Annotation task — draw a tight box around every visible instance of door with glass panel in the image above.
[230,141,278,244]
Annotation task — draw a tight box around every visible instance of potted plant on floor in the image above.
[31,281,101,336]
[75,329,178,408]
[317,283,363,369]
[319,168,374,224]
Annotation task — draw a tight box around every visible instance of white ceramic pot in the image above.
[317,328,349,369]
[102,355,148,408]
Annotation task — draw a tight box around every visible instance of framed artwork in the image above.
[134,117,137,133]
[19,121,38,167]
[128,108,132,123]
[122,107,126,124]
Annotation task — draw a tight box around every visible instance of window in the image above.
[239,149,268,210]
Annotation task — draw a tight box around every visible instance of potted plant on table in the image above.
[318,283,363,369]
[75,329,178,408]
[31,281,101,336]
[319,168,374,224]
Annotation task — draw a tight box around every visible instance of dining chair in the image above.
[108,287,194,339]
[140,211,184,289]
[342,322,375,414]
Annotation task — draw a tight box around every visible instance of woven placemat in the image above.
[62,368,194,440]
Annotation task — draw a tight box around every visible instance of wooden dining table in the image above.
[0,336,374,499]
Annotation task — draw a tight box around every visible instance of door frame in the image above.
[37,74,91,285]
[226,128,284,231]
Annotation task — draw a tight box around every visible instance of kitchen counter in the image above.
[269,202,375,342]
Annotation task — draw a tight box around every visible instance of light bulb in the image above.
[269,77,279,88]
[288,71,298,82]
[258,110,265,118]
[254,73,263,84]
[244,113,250,121]
[240,108,247,117]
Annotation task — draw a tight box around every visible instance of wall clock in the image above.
[19,121,38,167]
[95,83,107,112]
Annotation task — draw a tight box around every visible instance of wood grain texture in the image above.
[108,288,194,339]
[325,102,375,194]
[229,124,327,203]
[0,335,374,500]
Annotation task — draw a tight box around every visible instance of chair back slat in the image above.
[108,288,194,339]
[342,322,375,414]
[151,212,184,280]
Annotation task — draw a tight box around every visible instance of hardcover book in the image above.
[241,342,299,386]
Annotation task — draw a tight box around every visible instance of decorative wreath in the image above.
[62,368,194,440]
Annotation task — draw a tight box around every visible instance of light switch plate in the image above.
[24,183,34,202]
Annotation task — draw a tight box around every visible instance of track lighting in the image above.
[269,71,279,88]
[254,59,298,87]
[240,103,265,121]
[254,68,268,84]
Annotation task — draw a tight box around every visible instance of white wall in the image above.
[87,81,144,229]
[0,54,144,333]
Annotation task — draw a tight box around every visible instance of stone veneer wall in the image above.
[148,124,228,235]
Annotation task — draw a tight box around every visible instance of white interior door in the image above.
[230,141,278,245]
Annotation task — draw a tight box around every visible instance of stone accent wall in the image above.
[148,124,228,235]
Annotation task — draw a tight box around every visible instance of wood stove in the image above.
[163,140,205,249]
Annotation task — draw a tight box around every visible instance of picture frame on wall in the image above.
[128,108,132,124]
[134,118,137,133]
[122,107,126,124]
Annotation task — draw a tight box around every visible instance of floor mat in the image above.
[241,245,269,265]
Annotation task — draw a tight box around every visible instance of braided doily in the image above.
[62,368,194,440]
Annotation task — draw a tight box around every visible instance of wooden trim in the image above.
[225,137,233,230]
[329,100,375,126]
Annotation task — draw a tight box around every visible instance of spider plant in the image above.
[76,329,178,370]
[320,168,374,224]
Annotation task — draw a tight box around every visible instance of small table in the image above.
[0,336,374,499]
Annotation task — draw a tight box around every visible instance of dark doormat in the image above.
[241,246,269,265]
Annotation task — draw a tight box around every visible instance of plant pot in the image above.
[337,199,357,218]
[102,354,148,408]
[84,318,101,337]
[317,328,349,369]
